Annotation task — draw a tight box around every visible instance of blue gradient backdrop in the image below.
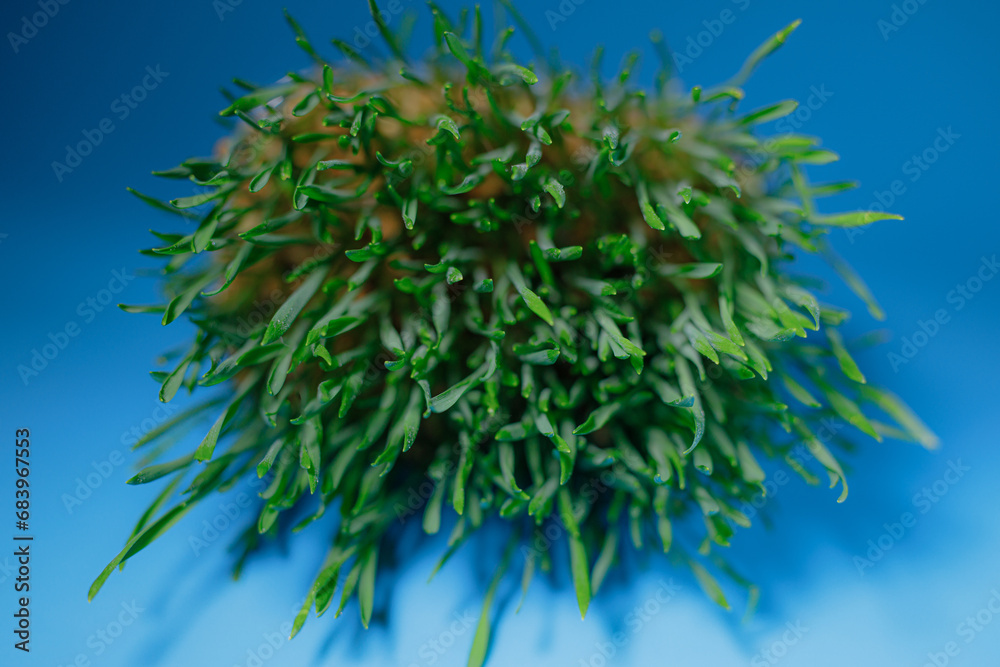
[2,0,998,665]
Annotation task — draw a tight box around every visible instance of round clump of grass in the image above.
[92,3,936,662]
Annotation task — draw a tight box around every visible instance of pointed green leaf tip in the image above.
[811,211,904,227]
[827,329,866,383]
[739,100,798,125]
[358,547,377,629]
[860,385,939,449]
[467,544,514,667]
[519,287,554,326]
[556,488,591,618]
[690,561,730,610]
[569,533,591,618]
[126,455,193,485]
[194,409,227,462]
[507,264,554,326]
[494,63,538,84]
[443,31,475,69]
[367,0,407,62]
[728,18,802,87]
[262,266,328,345]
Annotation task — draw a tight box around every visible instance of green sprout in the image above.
[93,4,937,664]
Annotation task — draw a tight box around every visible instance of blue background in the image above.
[2,0,998,665]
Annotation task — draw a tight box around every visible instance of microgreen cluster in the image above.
[91,3,937,663]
